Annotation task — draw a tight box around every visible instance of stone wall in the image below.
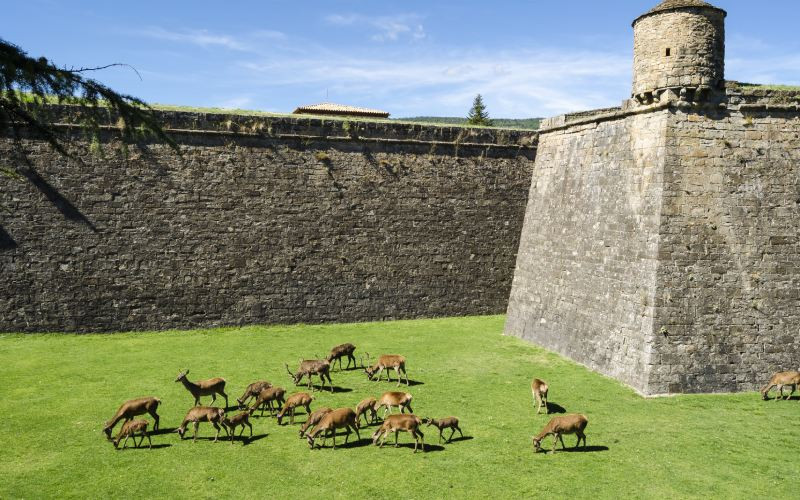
[505,110,668,393]
[632,8,725,96]
[648,95,800,393]
[0,109,535,332]
[506,85,800,395]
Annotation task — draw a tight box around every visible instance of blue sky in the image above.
[5,1,799,118]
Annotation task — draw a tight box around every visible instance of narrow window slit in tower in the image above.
[666,48,671,56]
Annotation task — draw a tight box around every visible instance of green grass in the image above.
[1,316,797,499]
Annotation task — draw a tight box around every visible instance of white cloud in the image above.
[134,27,286,52]
[325,13,426,42]
[235,47,631,117]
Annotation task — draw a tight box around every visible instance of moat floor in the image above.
[1,316,797,498]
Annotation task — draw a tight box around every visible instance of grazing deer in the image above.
[422,417,463,444]
[531,378,549,414]
[237,380,272,408]
[326,343,357,371]
[299,407,333,438]
[176,406,227,442]
[363,353,409,386]
[286,359,333,393]
[103,397,161,440]
[532,414,588,454]
[250,386,286,417]
[377,391,413,418]
[355,397,379,428]
[222,411,253,443]
[113,419,152,449]
[306,408,360,449]
[761,371,800,400]
[277,392,315,425]
[175,369,229,408]
[371,414,425,453]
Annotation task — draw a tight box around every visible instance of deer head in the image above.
[174,369,189,382]
[285,363,300,384]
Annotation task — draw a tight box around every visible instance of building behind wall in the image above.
[505,0,800,395]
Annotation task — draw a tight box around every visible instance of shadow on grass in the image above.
[375,442,445,453]
[239,434,268,446]
[368,379,425,387]
[117,443,172,450]
[294,385,352,393]
[151,427,178,436]
[439,435,474,444]
[535,445,609,454]
[312,437,373,450]
[545,402,567,414]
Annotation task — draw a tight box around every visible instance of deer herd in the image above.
[103,341,800,456]
[103,343,454,453]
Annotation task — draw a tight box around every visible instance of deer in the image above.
[306,407,361,449]
[326,343,357,371]
[377,391,413,418]
[371,414,425,453]
[355,397,380,428]
[299,407,333,438]
[761,371,800,400]
[250,386,286,417]
[222,411,253,443]
[175,369,229,408]
[422,417,463,444]
[531,378,549,414]
[112,419,152,450]
[532,414,588,454]
[103,397,161,440]
[237,380,272,408]
[176,406,228,442]
[277,392,315,425]
[286,359,334,393]
[363,353,409,386]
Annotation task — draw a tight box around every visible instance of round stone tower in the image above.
[632,0,726,103]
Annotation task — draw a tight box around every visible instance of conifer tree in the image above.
[466,94,492,126]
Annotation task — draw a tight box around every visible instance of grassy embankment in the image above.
[1,316,797,498]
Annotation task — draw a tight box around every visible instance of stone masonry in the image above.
[0,111,535,332]
[506,0,800,394]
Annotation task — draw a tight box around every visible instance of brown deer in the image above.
[237,380,272,408]
[363,353,409,386]
[531,378,549,414]
[761,371,800,400]
[176,406,227,442]
[355,397,379,428]
[422,417,463,444]
[113,419,152,449]
[277,392,315,425]
[222,411,253,443]
[103,397,161,440]
[306,408,361,449]
[175,369,228,408]
[299,407,333,438]
[532,414,588,454]
[326,343,357,371]
[371,414,425,453]
[286,359,333,393]
[377,391,413,418]
[250,386,286,417]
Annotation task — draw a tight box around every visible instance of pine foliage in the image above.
[466,94,492,126]
[0,38,176,164]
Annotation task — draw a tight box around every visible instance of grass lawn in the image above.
[1,315,797,499]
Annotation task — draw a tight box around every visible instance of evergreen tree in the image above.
[0,38,176,181]
[466,94,492,126]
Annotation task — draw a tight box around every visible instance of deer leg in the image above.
[550,434,559,454]
[146,432,152,449]
[395,430,399,447]
[211,393,217,404]
[221,391,229,408]
[212,422,221,442]
[439,429,443,444]
[405,402,413,414]
[559,434,566,450]
[121,435,130,449]
[193,422,199,442]
[448,428,456,443]
[778,385,784,400]
[344,426,351,445]
[576,431,585,448]
[194,396,200,407]
[457,425,464,438]
[544,396,549,414]
[148,409,160,431]
[290,408,296,425]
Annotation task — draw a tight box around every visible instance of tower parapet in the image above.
[632,0,726,105]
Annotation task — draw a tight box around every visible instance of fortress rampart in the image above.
[0,110,535,332]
